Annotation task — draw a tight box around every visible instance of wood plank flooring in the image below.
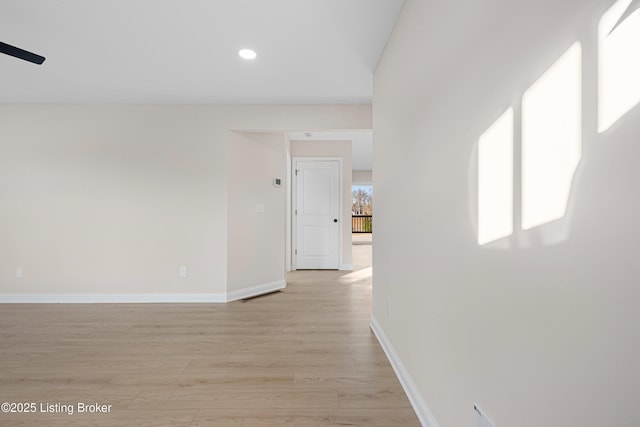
[0,234,420,426]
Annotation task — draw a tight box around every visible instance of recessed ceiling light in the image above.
[238,49,257,60]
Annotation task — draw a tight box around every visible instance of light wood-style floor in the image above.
[0,234,420,426]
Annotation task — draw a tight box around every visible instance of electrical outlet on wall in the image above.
[474,404,497,427]
[16,267,23,279]
[179,266,188,278]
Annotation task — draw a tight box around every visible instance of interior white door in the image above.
[295,160,340,269]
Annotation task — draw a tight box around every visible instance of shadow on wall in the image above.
[474,0,640,249]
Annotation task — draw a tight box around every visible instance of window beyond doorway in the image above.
[352,185,372,233]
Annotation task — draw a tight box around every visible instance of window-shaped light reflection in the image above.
[599,0,640,132]
[522,43,582,230]
[478,108,514,245]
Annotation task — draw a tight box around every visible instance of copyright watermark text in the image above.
[1,402,112,415]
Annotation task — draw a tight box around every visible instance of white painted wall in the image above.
[285,135,293,272]
[227,132,286,295]
[290,140,353,269]
[0,105,370,299]
[373,1,640,426]
[352,170,372,185]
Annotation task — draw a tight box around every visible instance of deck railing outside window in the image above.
[352,215,372,233]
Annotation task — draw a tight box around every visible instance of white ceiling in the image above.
[0,0,405,104]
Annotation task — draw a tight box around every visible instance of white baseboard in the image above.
[370,316,440,427]
[225,280,286,302]
[0,293,227,304]
[339,264,353,271]
[0,280,287,304]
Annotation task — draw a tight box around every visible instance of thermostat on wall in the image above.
[273,178,282,188]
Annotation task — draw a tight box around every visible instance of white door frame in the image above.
[291,157,343,270]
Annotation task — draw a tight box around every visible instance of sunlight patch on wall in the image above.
[478,108,514,245]
[599,0,640,132]
[521,43,582,231]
